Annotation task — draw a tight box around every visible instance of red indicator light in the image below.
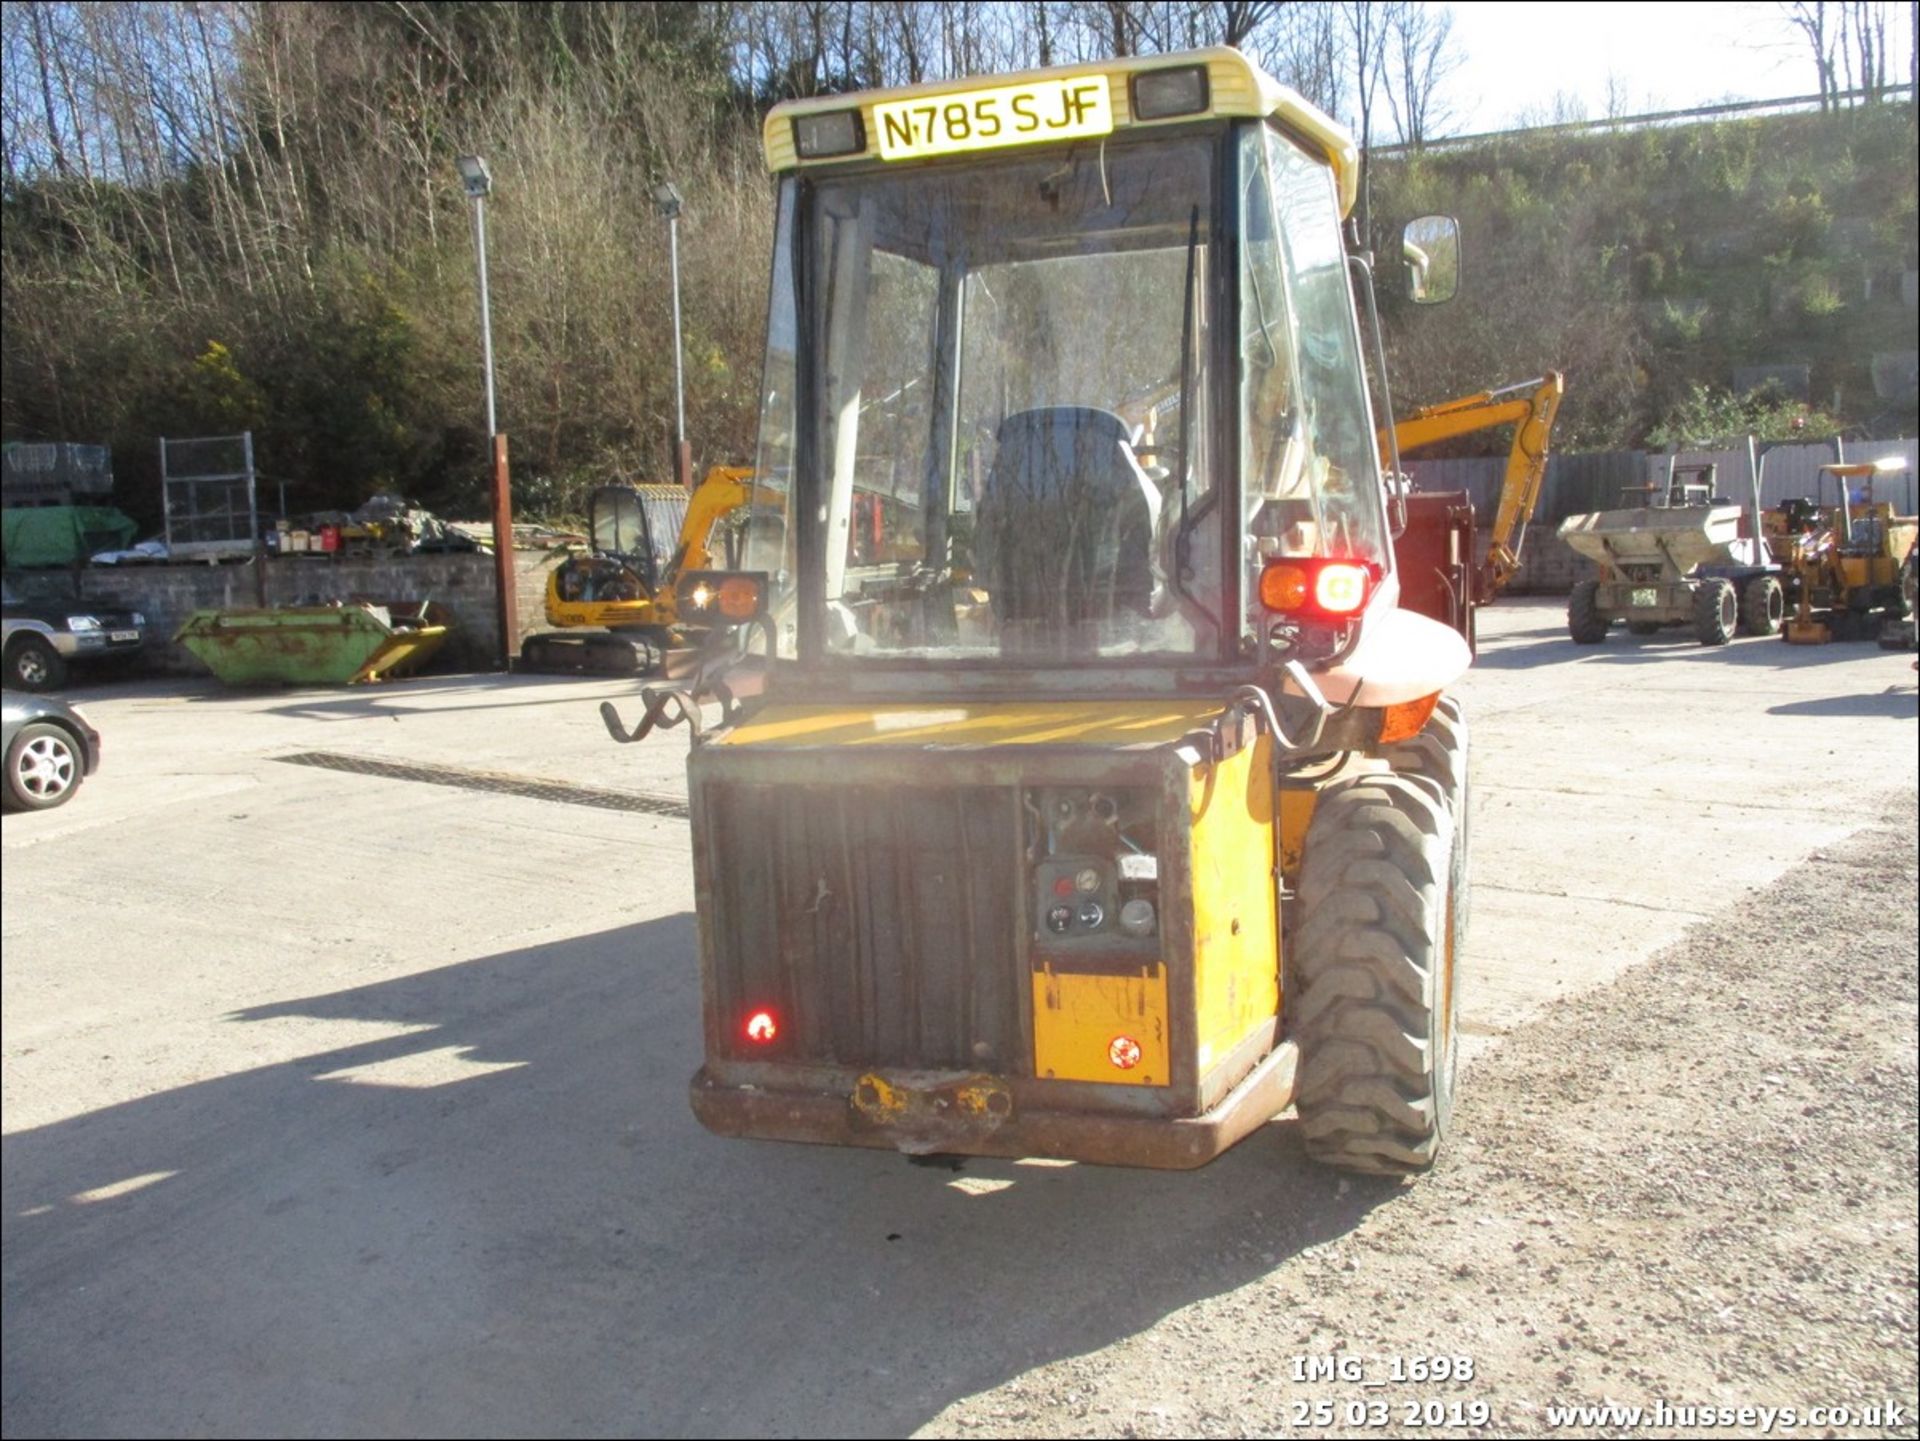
[1109,1035,1142,1070]
[1314,563,1370,614]
[1053,876,1075,897]
[745,1010,779,1044]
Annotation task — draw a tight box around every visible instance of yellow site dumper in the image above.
[606,47,1474,1174]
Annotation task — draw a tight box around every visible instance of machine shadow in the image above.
[1769,688,1918,719]
[249,671,641,722]
[1472,633,1898,671]
[2,913,1394,1439]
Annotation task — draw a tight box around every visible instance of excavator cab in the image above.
[546,484,687,625]
[621,49,1476,1175]
[525,471,760,675]
[589,484,689,592]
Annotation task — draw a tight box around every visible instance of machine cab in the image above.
[727,48,1444,704]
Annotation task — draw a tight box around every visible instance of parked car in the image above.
[2,689,100,811]
[1,580,146,691]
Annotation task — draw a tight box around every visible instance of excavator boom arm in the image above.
[665,466,758,584]
[1387,372,1564,601]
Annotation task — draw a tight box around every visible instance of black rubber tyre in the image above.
[1692,578,1737,646]
[1739,575,1784,637]
[1292,772,1459,1176]
[1567,580,1609,644]
[1378,696,1472,945]
[6,635,67,692]
[1626,621,1663,636]
[3,722,84,811]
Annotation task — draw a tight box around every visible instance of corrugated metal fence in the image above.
[1404,450,1645,524]
[1646,439,1920,514]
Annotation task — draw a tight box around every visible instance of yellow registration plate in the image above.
[874,77,1114,162]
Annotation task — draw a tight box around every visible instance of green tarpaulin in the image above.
[0,506,138,567]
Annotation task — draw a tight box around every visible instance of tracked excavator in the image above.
[517,466,759,675]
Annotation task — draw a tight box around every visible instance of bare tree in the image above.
[1260,4,1343,119]
[1845,0,1890,101]
[1783,1,1842,107]
[1382,1,1459,148]
[1212,0,1283,50]
[1340,1,1389,239]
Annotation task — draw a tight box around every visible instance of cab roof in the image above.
[761,46,1359,217]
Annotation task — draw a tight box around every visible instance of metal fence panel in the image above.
[1648,439,1920,513]
[161,432,259,553]
[1407,450,1645,523]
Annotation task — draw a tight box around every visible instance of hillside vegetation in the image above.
[1377,101,1918,450]
[2,4,1914,528]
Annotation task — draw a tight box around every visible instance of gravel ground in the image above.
[920,787,1920,1441]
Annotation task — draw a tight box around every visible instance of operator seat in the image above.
[973,407,1159,643]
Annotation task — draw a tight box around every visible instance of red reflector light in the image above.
[1108,1035,1142,1070]
[744,1010,779,1044]
[1258,557,1377,619]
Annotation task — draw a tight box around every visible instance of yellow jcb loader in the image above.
[605,48,1477,1176]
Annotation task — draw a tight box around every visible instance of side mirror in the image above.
[1402,214,1460,304]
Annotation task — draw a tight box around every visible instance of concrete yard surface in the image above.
[3,598,1915,1437]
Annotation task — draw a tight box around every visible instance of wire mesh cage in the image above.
[1,442,115,502]
[161,432,258,552]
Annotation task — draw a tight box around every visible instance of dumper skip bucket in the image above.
[174,603,450,685]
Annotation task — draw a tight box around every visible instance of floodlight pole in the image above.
[657,180,693,490]
[460,154,517,668]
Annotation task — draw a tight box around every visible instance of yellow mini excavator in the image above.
[518,466,758,675]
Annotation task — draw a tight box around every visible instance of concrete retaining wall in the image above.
[7,550,563,676]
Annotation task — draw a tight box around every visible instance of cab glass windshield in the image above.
[749,134,1225,664]
[1238,123,1389,595]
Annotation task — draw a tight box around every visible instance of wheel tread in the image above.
[1291,764,1462,1177]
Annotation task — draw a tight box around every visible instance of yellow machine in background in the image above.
[1390,372,1565,602]
[521,467,757,675]
[1769,459,1917,645]
[1385,373,1564,646]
